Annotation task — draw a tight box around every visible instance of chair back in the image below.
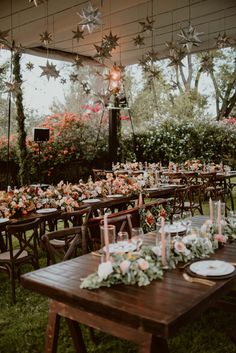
[100,213,133,241]
[41,226,86,264]
[60,206,91,228]
[6,218,41,266]
[170,187,188,220]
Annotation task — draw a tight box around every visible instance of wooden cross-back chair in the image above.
[169,187,188,222]
[41,226,87,265]
[0,218,41,303]
[60,206,91,228]
[183,184,204,216]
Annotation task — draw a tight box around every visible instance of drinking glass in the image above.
[117,231,129,245]
[181,211,192,231]
[100,224,116,246]
[131,227,144,244]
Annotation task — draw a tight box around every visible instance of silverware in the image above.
[183,273,216,287]
[91,251,103,257]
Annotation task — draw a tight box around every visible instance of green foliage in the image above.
[13,51,29,185]
[121,118,236,167]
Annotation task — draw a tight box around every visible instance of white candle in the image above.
[103,214,110,261]
[209,198,213,223]
[218,200,222,235]
[138,192,143,206]
[161,217,166,266]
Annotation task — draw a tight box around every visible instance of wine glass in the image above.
[181,211,192,232]
[131,227,144,249]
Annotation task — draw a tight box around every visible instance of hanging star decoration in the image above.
[72,55,84,70]
[78,3,102,33]
[167,47,186,67]
[165,40,178,56]
[60,78,67,84]
[40,30,53,46]
[215,32,231,49]
[102,31,119,51]
[94,44,112,62]
[26,62,34,71]
[139,16,154,34]
[69,73,79,82]
[145,50,159,63]
[72,26,84,42]
[133,34,145,47]
[148,68,161,80]
[29,0,47,7]
[81,81,91,94]
[4,80,21,98]
[200,54,214,74]
[95,92,111,107]
[0,29,10,45]
[39,60,60,80]
[177,23,203,52]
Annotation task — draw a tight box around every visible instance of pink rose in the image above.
[174,241,187,253]
[214,234,227,243]
[120,260,131,275]
[137,258,149,271]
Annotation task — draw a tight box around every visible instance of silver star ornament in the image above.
[4,81,21,98]
[78,3,102,33]
[177,23,203,52]
[39,60,60,80]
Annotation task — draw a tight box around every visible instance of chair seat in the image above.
[49,239,66,247]
[0,249,28,261]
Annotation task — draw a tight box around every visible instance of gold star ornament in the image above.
[177,23,203,52]
[72,26,84,42]
[40,30,53,46]
[4,81,21,98]
[26,62,34,71]
[78,3,102,33]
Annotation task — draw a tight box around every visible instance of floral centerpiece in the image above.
[184,159,203,171]
[81,246,163,289]
[0,187,36,218]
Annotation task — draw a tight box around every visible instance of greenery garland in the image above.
[13,51,29,185]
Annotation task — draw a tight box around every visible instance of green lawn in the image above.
[0,185,236,353]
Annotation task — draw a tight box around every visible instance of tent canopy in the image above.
[0,0,235,67]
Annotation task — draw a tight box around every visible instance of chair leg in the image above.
[10,268,16,304]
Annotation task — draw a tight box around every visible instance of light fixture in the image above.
[108,64,122,93]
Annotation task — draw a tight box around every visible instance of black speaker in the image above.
[33,128,49,142]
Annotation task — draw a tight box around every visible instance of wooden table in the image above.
[21,216,236,353]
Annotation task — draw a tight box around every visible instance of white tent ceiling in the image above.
[0,0,235,67]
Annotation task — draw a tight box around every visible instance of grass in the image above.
[0,184,236,353]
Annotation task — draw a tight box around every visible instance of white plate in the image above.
[106,194,123,198]
[190,260,235,277]
[144,188,159,191]
[103,241,136,253]
[164,224,186,233]
[36,208,57,214]
[82,198,100,203]
[0,218,9,224]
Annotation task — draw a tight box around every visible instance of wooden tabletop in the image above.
[21,219,236,340]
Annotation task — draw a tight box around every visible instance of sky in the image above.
[0,48,217,118]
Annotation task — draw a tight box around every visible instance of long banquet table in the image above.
[21,216,236,353]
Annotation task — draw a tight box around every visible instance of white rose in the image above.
[120,260,131,275]
[97,261,113,280]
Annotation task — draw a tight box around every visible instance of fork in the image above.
[183,273,216,286]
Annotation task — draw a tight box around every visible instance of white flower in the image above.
[137,258,149,271]
[120,260,131,275]
[97,261,113,280]
[152,246,162,257]
[174,241,187,253]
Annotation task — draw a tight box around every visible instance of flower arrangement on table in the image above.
[110,175,142,195]
[0,187,36,218]
[81,246,164,289]
[184,159,203,171]
[139,204,171,233]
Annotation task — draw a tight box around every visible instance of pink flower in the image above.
[120,260,131,275]
[174,241,186,253]
[214,234,227,243]
[137,258,149,271]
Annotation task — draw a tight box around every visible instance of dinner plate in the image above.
[82,198,100,203]
[103,241,137,254]
[164,224,186,234]
[36,208,57,214]
[106,194,123,198]
[189,260,235,277]
[144,187,160,191]
[0,218,9,224]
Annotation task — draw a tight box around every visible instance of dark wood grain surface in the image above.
[21,216,236,340]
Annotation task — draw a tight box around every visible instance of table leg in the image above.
[45,301,61,353]
[66,318,87,353]
[149,335,169,353]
